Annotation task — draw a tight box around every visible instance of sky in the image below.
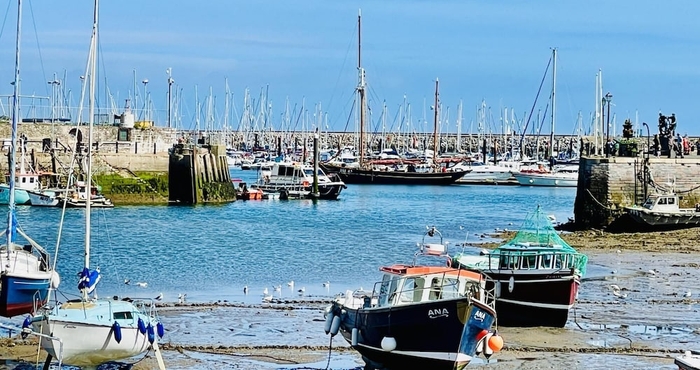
[0,0,699,135]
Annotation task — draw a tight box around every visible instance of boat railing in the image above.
[479,249,587,276]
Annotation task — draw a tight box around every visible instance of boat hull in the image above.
[0,274,51,317]
[332,298,495,370]
[254,182,346,200]
[484,271,579,327]
[323,164,466,185]
[512,173,577,187]
[32,300,158,366]
[675,351,700,370]
[0,185,30,205]
[626,207,700,227]
[27,189,60,207]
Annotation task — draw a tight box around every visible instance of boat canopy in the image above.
[497,206,588,276]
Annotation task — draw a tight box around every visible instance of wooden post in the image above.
[135,142,138,154]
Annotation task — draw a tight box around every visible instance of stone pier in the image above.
[168,144,236,204]
[574,156,700,229]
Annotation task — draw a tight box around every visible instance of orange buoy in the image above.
[488,334,504,352]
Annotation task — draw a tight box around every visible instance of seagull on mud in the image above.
[274,285,282,293]
[263,287,269,296]
[287,280,295,288]
[685,291,692,298]
[609,284,627,299]
[243,285,249,295]
[298,287,306,295]
[647,269,660,276]
[262,294,273,303]
[323,281,330,288]
[135,282,148,288]
[155,292,163,301]
[178,293,187,304]
[124,279,131,285]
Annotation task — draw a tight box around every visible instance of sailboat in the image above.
[31,1,165,367]
[320,11,468,185]
[0,0,59,318]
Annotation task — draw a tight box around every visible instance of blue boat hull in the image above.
[0,185,31,205]
[0,274,51,317]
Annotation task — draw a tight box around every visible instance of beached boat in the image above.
[676,350,700,370]
[0,0,59,318]
[325,222,501,370]
[452,206,588,327]
[32,3,164,367]
[512,165,578,187]
[625,193,700,227]
[252,162,346,200]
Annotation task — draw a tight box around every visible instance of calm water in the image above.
[12,169,576,304]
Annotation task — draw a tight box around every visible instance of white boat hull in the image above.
[33,316,152,366]
[513,173,577,187]
[27,189,59,207]
[456,168,514,184]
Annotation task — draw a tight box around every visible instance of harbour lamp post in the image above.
[142,79,149,122]
[642,121,650,199]
[166,68,174,128]
[604,92,613,157]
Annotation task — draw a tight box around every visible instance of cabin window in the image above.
[667,197,675,205]
[554,254,564,269]
[521,255,537,269]
[399,277,424,303]
[379,276,399,306]
[499,255,519,270]
[441,278,459,298]
[540,254,553,269]
[113,311,133,320]
[30,177,35,183]
[21,177,26,183]
[658,198,667,205]
[429,277,443,300]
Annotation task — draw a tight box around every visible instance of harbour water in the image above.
[13,169,577,305]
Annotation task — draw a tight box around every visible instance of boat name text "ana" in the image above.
[428,308,449,319]
[473,309,487,322]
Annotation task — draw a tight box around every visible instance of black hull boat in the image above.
[321,164,467,185]
[252,162,347,200]
[481,271,578,327]
[452,206,587,328]
[325,227,503,370]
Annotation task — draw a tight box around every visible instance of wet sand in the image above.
[1,230,699,369]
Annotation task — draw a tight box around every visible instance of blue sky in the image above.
[1,0,699,135]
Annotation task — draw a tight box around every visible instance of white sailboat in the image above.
[0,0,59,318]
[31,1,165,367]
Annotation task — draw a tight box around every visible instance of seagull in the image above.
[322,281,330,288]
[135,282,148,288]
[262,294,273,303]
[287,280,295,288]
[609,284,627,298]
[124,279,131,285]
[274,285,282,293]
[685,291,692,298]
[647,269,659,276]
[298,287,305,295]
[155,292,163,301]
[616,249,622,254]
[263,287,269,295]
[459,225,464,230]
[177,293,187,304]
[243,285,249,295]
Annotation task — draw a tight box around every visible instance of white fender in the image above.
[508,276,515,293]
[50,271,61,289]
[381,336,397,352]
[329,316,341,337]
[324,311,335,335]
[482,333,494,358]
[351,328,358,346]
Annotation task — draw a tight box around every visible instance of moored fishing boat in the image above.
[452,205,588,327]
[325,222,502,370]
[625,192,700,227]
[252,162,346,200]
[512,165,578,187]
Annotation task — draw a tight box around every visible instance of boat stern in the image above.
[455,302,500,369]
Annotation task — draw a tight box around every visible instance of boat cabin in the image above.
[367,265,485,308]
[641,194,680,213]
[493,243,583,272]
[5,173,40,191]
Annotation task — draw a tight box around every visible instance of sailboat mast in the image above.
[7,0,22,250]
[549,48,557,160]
[85,0,99,270]
[433,78,439,164]
[357,9,366,165]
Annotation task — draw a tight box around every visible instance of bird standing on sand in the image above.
[298,287,306,295]
[262,294,273,303]
[287,280,295,288]
[155,292,163,301]
[685,291,692,298]
[178,293,187,304]
[135,282,148,288]
[243,285,248,295]
[263,287,269,295]
[609,284,627,298]
[323,281,330,288]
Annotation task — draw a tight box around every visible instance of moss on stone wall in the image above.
[94,172,169,205]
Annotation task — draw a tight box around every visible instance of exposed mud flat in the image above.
[0,238,698,369]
